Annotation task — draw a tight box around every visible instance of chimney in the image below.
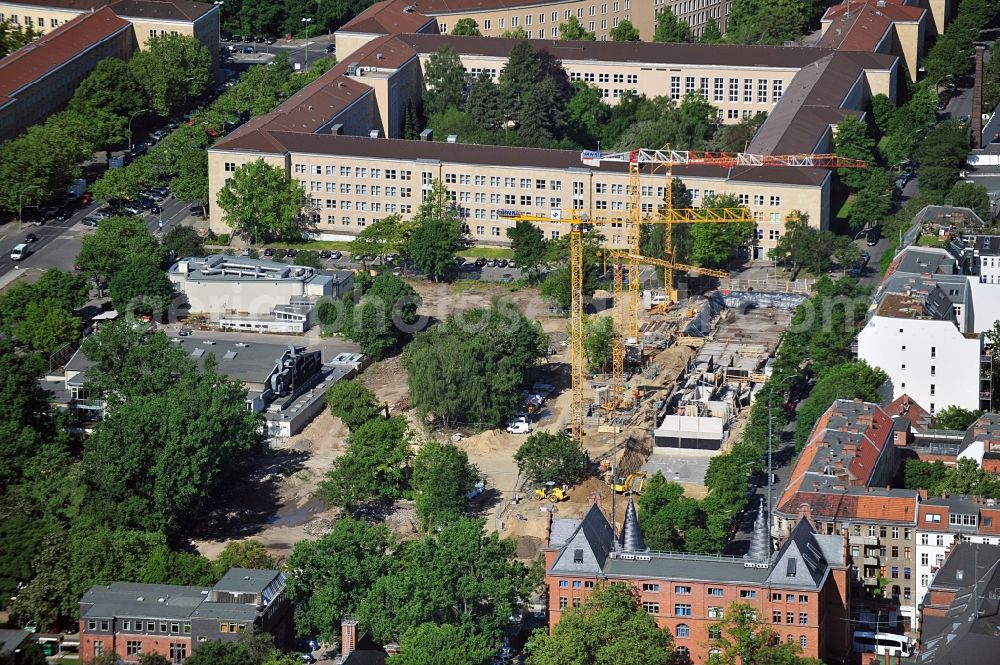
[919,488,928,500]
[341,618,358,660]
[972,46,985,149]
[446,134,458,143]
[588,491,604,508]
[330,123,344,135]
[384,643,400,656]
[419,128,433,141]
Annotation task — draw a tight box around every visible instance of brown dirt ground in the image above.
[192,281,716,564]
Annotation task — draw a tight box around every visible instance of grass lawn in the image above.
[836,194,856,221]
[458,247,514,259]
[916,234,946,248]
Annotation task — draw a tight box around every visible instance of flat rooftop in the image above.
[170,255,345,286]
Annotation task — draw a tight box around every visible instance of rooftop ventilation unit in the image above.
[446,134,458,143]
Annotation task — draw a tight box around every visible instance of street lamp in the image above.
[128,108,148,152]
[17,185,41,227]
[302,17,312,66]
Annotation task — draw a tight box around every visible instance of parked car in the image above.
[285,248,297,258]
[319,249,331,259]
[178,325,192,336]
[324,44,336,53]
[329,250,342,260]
[475,257,487,267]
[263,248,275,257]
[487,258,498,267]
[81,216,99,227]
[298,655,315,664]
[242,45,256,54]
[122,203,143,215]
[505,420,532,434]
[866,228,880,247]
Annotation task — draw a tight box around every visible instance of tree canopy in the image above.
[326,380,382,431]
[412,440,479,530]
[216,158,306,243]
[527,584,676,665]
[609,19,641,41]
[407,180,463,282]
[793,362,887,448]
[127,34,212,117]
[653,8,690,42]
[76,215,165,279]
[318,416,412,508]
[514,431,587,486]
[403,303,548,428]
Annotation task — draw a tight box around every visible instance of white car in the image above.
[506,421,532,434]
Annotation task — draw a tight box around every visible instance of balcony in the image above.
[863,557,880,567]
[850,534,878,547]
[863,577,878,587]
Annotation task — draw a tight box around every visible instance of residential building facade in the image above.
[773,399,922,629]
[79,568,290,663]
[544,498,851,664]
[914,494,1000,622]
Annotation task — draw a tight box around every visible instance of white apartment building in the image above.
[857,247,992,414]
[914,494,1000,625]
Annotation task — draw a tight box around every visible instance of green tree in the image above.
[423,46,467,116]
[689,194,754,266]
[931,405,982,431]
[609,18,641,41]
[77,215,165,278]
[90,163,151,202]
[396,623,495,665]
[13,301,80,353]
[708,602,817,665]
[466,74,504,130]
[404,304,548,428]
[514,431,586,485]
[319,416,411,508]
[349,214,406,265]
[127,33,212,116]
[0,342,60,491]
[700,20,723,42]
[711,112,766,151]
[768,212,841,275]
[948,182,991,220]
[496,41,572,145]
[356,518,530,644]
[846,177,892,232]
[412,441,478,530]
[81,321,260,531]
[507,221,548,280]
[109,255,174,318]
[501,26,529,39]
[162,225,205,259]
[326,380,382,430]
[583,315,614,372]
[726,0,809,44]
[793,362,887,448]
[407,180,462,282]
[559,15,596,40]
[171,150,210,213]
[916,120,969,197]
[286,518,395,642]
[69,57,143,118]
[565,81,612,148]
[213,540,276,577]
[450,18,481,36]
[834,116,877,190]
[0,19,39,57]
[347,273,421,359]
[526,583,676,665]
[654,7,690,41]
[137,654,172,665]
[216,158,305,243]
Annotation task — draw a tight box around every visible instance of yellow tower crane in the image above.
[500,210,600,449]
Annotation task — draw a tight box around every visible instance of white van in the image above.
[852,631,914,657]
[10,243,30,261]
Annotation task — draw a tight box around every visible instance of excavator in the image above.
[533,481,569,503]
[611,471,647,494]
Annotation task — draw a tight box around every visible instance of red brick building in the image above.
[543,499,852,664]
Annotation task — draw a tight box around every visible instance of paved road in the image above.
[0,194,192,283]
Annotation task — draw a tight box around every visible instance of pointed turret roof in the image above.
[745,501,772,564]
[620,495,648,553]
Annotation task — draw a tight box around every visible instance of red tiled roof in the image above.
[917,504,950,531]
[0,7,130,100]
[884,394,931,432]
[107,0,217,21]
[818,2,924,52]
[780,491,918,523]
[340,0,437,35]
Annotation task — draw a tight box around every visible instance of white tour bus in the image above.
[852,630,914,658]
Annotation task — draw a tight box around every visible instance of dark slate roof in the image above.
[214,568,284,595]
[549,503,615,575]
[918,543,1000,665]
[0,630,32,656]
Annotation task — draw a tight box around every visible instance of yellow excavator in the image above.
[611,471,647,494]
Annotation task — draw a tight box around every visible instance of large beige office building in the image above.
[209,32,897,258]
[0,0,219,140]
[338,0,727,47]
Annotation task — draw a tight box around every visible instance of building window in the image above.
[773,80,783,101]
[169,644,187,664]
[709,627,722,640]
[773,611,782,623]
[771,593,782,601]
[225,162,237,172]
[87,621,96,631]
[708,606,724,619]
[643,583,660,592]
[799,612,808,625]
[729,78,739,102]
[572,581,582,589]
[93,642,104,658]
[786,611,794,624]
[126,641,142,657]
[739,590,756,599]
[799,595,808,603]
[714,78,724,102]
[674,585,691,594]
[744,79,753,102]
[643,602,661,614]
[559,596,568,608]
[800,635,807,648]
[101,621,109,631]
[670,77,680,100]
[677,646,690,658]
[676,624,690,638]
[572,597,581,607]
[674,604,692,616]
